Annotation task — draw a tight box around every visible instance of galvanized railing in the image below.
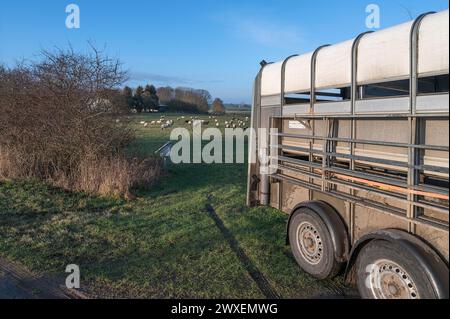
[268,114,449,234]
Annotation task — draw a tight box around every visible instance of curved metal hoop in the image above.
[409,11,435,114]
[280,54,299,115]
[310,45,331,113]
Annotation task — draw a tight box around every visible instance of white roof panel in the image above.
[418,10,449,75]
[285,52,313,94]
[259,10,449,96]
[357,20,413,84]
[261,62,282,96]
[316,39,354,89]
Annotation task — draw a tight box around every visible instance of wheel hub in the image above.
[296,222,323,265]
[368,259,420,299]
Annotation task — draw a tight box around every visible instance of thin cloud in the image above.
[214,13,304,48]
[236,20,303,47]
[129,71,223,86]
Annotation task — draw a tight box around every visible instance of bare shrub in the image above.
[73,153,161,199]
[0,46,161,198]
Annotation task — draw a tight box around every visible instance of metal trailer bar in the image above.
[308,45,330,201]
[280,113,450,119]
[273,155,449,199]
[272,132,449,152]
[350,32,372,242]
[270,159,449,229]
[272,144,449,174]
[279,55,299,210]
[272,163,449,216]
[270,173,448,233]
[246,64,267,207]
[408,12,436,234]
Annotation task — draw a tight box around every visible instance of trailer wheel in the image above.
[288,208,342,279]
[356,240,438,299]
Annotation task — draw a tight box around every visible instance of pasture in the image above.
[0,113,354,298]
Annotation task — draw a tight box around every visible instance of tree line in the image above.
[123,85,159,113]
[122,85,225,114]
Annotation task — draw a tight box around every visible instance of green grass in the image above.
[0,113,352,298]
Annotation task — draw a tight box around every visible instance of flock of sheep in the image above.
[140,116,175,129]
[139,115,250,130]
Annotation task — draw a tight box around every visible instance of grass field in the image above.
[0,113,354,298]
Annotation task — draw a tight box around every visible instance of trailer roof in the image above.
[261,10,449,96]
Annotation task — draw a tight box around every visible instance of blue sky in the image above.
[0,0,448,103]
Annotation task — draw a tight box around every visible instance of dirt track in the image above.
[0,257,86,299]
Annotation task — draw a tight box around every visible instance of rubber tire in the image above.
[288,208,343,280]
[356,240,438,299]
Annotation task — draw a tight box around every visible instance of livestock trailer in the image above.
[247,10,449,299]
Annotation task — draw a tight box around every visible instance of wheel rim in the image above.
[296,221,323,265]
[367,259,420,299]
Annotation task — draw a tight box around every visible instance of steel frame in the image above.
[257,11,449,235]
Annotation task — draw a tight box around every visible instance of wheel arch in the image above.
[345,229,449,299]
[286,200,350,263]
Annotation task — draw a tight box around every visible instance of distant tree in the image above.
[195,89,212,113]
[143,84,159,111]
[212,98,225,114]
[122,86,134,109]
[173,87,211,113]
[156,86,174,104]
[144,84,157,96]
[166,100,199,113]
[134,86,145,113]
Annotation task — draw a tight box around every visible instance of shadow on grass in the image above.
[205,202,280,299]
